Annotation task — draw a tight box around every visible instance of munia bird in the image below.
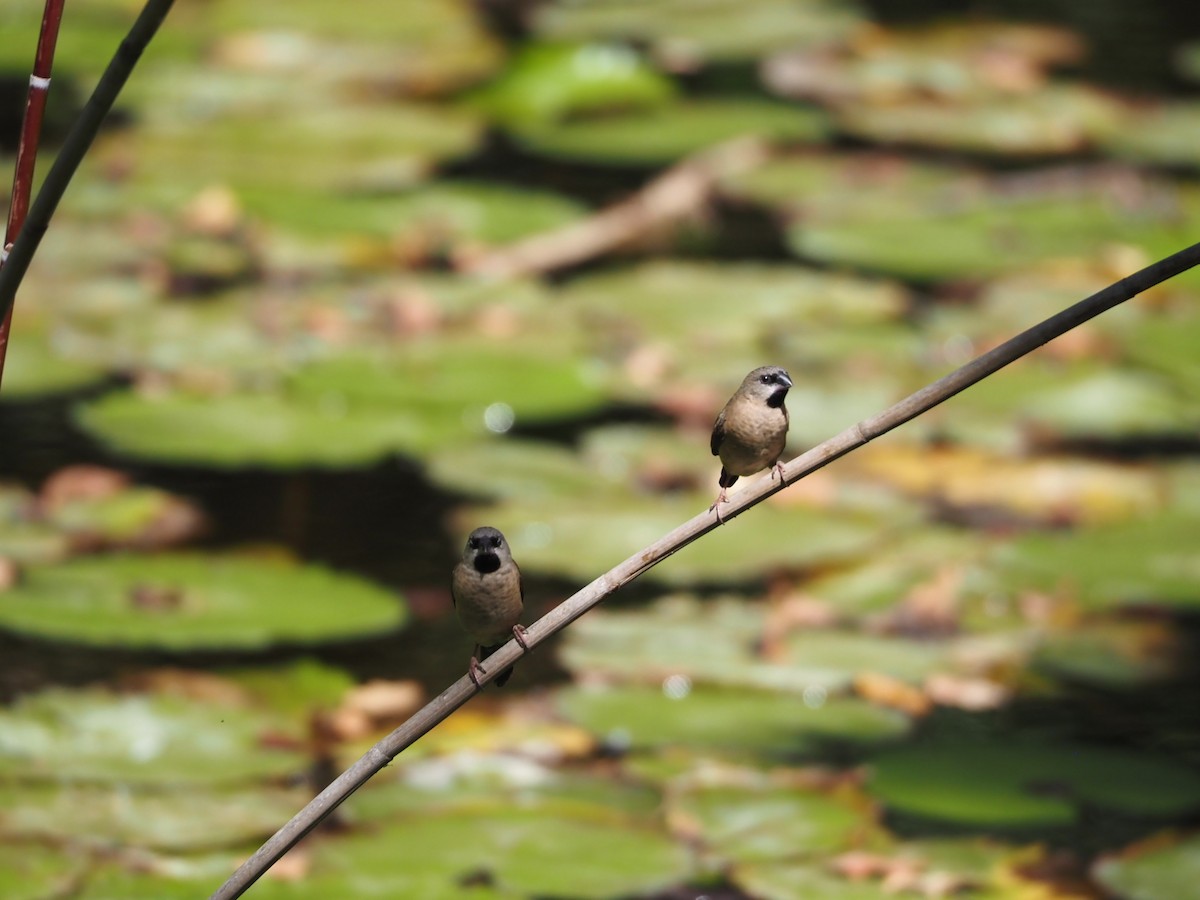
[709,366,793,520]
[451,526,528,687]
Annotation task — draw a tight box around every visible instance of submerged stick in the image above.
[211,240,1200,899]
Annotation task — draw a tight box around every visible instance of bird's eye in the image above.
[491,536,502,548]
[467,538,477,549]
[760,374,772,384]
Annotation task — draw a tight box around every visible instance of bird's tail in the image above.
[479,643,514,687]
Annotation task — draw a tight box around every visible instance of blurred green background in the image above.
[2,0,1200,897]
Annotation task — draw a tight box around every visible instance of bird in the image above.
[451,526,528,688]
[709,365,793,520]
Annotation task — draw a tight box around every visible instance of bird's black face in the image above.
[465,526,507,573]
[745,366,792,408]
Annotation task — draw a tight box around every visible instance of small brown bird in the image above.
[710,365,793,519]
[451,526,528,687]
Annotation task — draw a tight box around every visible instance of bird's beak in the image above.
[780,373,793,388]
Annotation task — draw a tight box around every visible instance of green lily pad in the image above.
[833,85,1120,157]
[0,686,308,784]
[510,98,828,166]
[74,388,458,468]
[920,359,1200,450]
[1094,833,1200,900]
[999,513,1200,611]
[91,102,483,212]
[723,155,1200,285]
[735,837,1027,900]
[1124,312,1200,395]
[0,781,311,851]
[805,528,994,618]
[559,684,911,757]
[0,484,69,564]
[226,806,689,900]
[1033,621,1178,689]
[764,21,1085,106]
[0,331,108,401]
[734,861,898,900]
[77,851,252,900]
[1104,102,1200,169]
[868,739,1200,827]
[559,595,955,693]
[0,841,87,900]
[469,42,676,126]
[558,260,908,353]
[0,0,206,74]
[206,0,504,98]
[672,780,869,863]
[468,494,890,585]
[238,179,589,244]
[0,553,405,648]
[533,0,864,66]
[425,438,603,502]
[290,341,611,425]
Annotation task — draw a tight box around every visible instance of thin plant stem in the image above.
[211,239,1200,900]
[0,0,68,385]
[0,0,177,376]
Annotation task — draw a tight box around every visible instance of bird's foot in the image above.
[772,462,785,483]
[708,488,729,523]
[468,656,486,688]
[512,624,531,652]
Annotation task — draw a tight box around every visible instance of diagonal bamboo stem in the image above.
[0,0,176,374]
[211,239,1200,899]
[0,0,68,386]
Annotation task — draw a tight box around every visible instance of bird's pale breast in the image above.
[452,563,523,646]
[719,399,788,477]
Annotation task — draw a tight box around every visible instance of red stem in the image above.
[0,0,68,386]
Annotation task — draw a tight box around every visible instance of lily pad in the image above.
[559,595,955,693]
[723,154,1200,285]
[533,0,864,66]
[1104,101,1200,169]
[735,838,1038,900]
[1033,621,1178,689]
[237,179,589,244]
[0,331,109,401]
[559,684,911,757]
[1124,312,1200,395]
[467,494,890,585]
[0,553,405,648]
[92,102,483,212]
[0,686,309,784]
[557,260,909,353]
[764,21,1085,107]
[0,841,87,900]
[1094,833,1200,900]
[510,98,828,166]
[833,85,1121,157]
[290,341,611,424]
[0,781,311,851]
[671,780,869,863]
[75,388,460,468]
[469,42,676,126]
[868,739,1200,828]
[998,513,1200,611]
[230,806,690,900]
[207,0,504,98]
[734,861,900,900]
[851,443,1162,526]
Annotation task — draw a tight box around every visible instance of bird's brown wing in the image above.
[710,408,726,457]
